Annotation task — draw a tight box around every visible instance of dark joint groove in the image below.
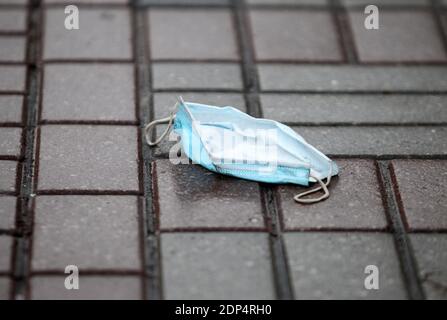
[12,0,42,300]
[376,160,425,300]
[131,1,163,300]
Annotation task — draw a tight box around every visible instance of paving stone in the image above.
[38,125,139,191]
[153,160,264,230]
[0,196,16,230]
[33,195,141,271]
[149,9,239,60]
[260,94,447,124]
[248,0,328,4]
[0,66,26,92]
[42,64,136,122]
[0,36,26,62]
[153,92,246,120]
[349,11,446,62]
[0,95,23,124]
[292,126,447,156]
[279,159,387,230]
[0,128,22,157]
[0,236,12,272]
[0,0,28,4]
[44,8,132,60]
[249,10,342,61]
[161,233,274,299]
[140,0,229,4]
[152,63,243,90]
[0,161,17,193]
[0,9,27,32]
[31,276,141,300]
[0,278,10,300]
[44,0,128,3]
[410,234,447,300]
[284,232,406,299]
[258,65,447,92]
[392,160,447,231]
[342,0,429,6]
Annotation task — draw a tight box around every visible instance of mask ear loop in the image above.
[144,112,176,146]
[294,165,332,204]
[145,98,184,146]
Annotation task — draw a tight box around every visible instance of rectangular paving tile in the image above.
[152,63,243,90]
[38,125,139,191]
[261,94,447,124]
[0,66,26,92]
[0,9,27,32]
[278,159,388,230]
[42,64,136,122]
[140,0,229,4]
[258,65,447,92]
[0,236,12,273]
[349,10,446,62]
[0,36,26,62]
[32,196,141,271]
[148,9,239,60]
[161,233,274,299]
[0,95,23,124]
[392,160,447,231]
[0,128,22,157]
[284,232,406,299]
[342,0,429,6]
[44,8,132,60]
[31,276,142,300]
[248,0,328,4]
[249,10,342,61]
[0,278,10,300]
[292,126,447,156]
[410,234,447,300]
[0,196,16,231]
[153,92,246,120]
[0,161,17,193]
[153,160,264,230]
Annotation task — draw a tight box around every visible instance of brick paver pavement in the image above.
[0,0,446,300]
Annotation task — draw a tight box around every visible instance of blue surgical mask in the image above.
[145,97,338,203]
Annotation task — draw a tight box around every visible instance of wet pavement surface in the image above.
[0,0,446,299]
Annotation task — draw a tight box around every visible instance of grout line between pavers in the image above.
[431,0,447,56]
[331,0,358,63]
[232,0,294,300]
[131,1,163,300]
[260,185,295,300]
[376,160,425,300]
[150,89,447,94]
[11,0,42,300]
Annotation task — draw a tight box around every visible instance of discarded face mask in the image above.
[145,97,338,204]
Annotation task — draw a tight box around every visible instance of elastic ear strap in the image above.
[144,113,176,146]
[294,165,333,204]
